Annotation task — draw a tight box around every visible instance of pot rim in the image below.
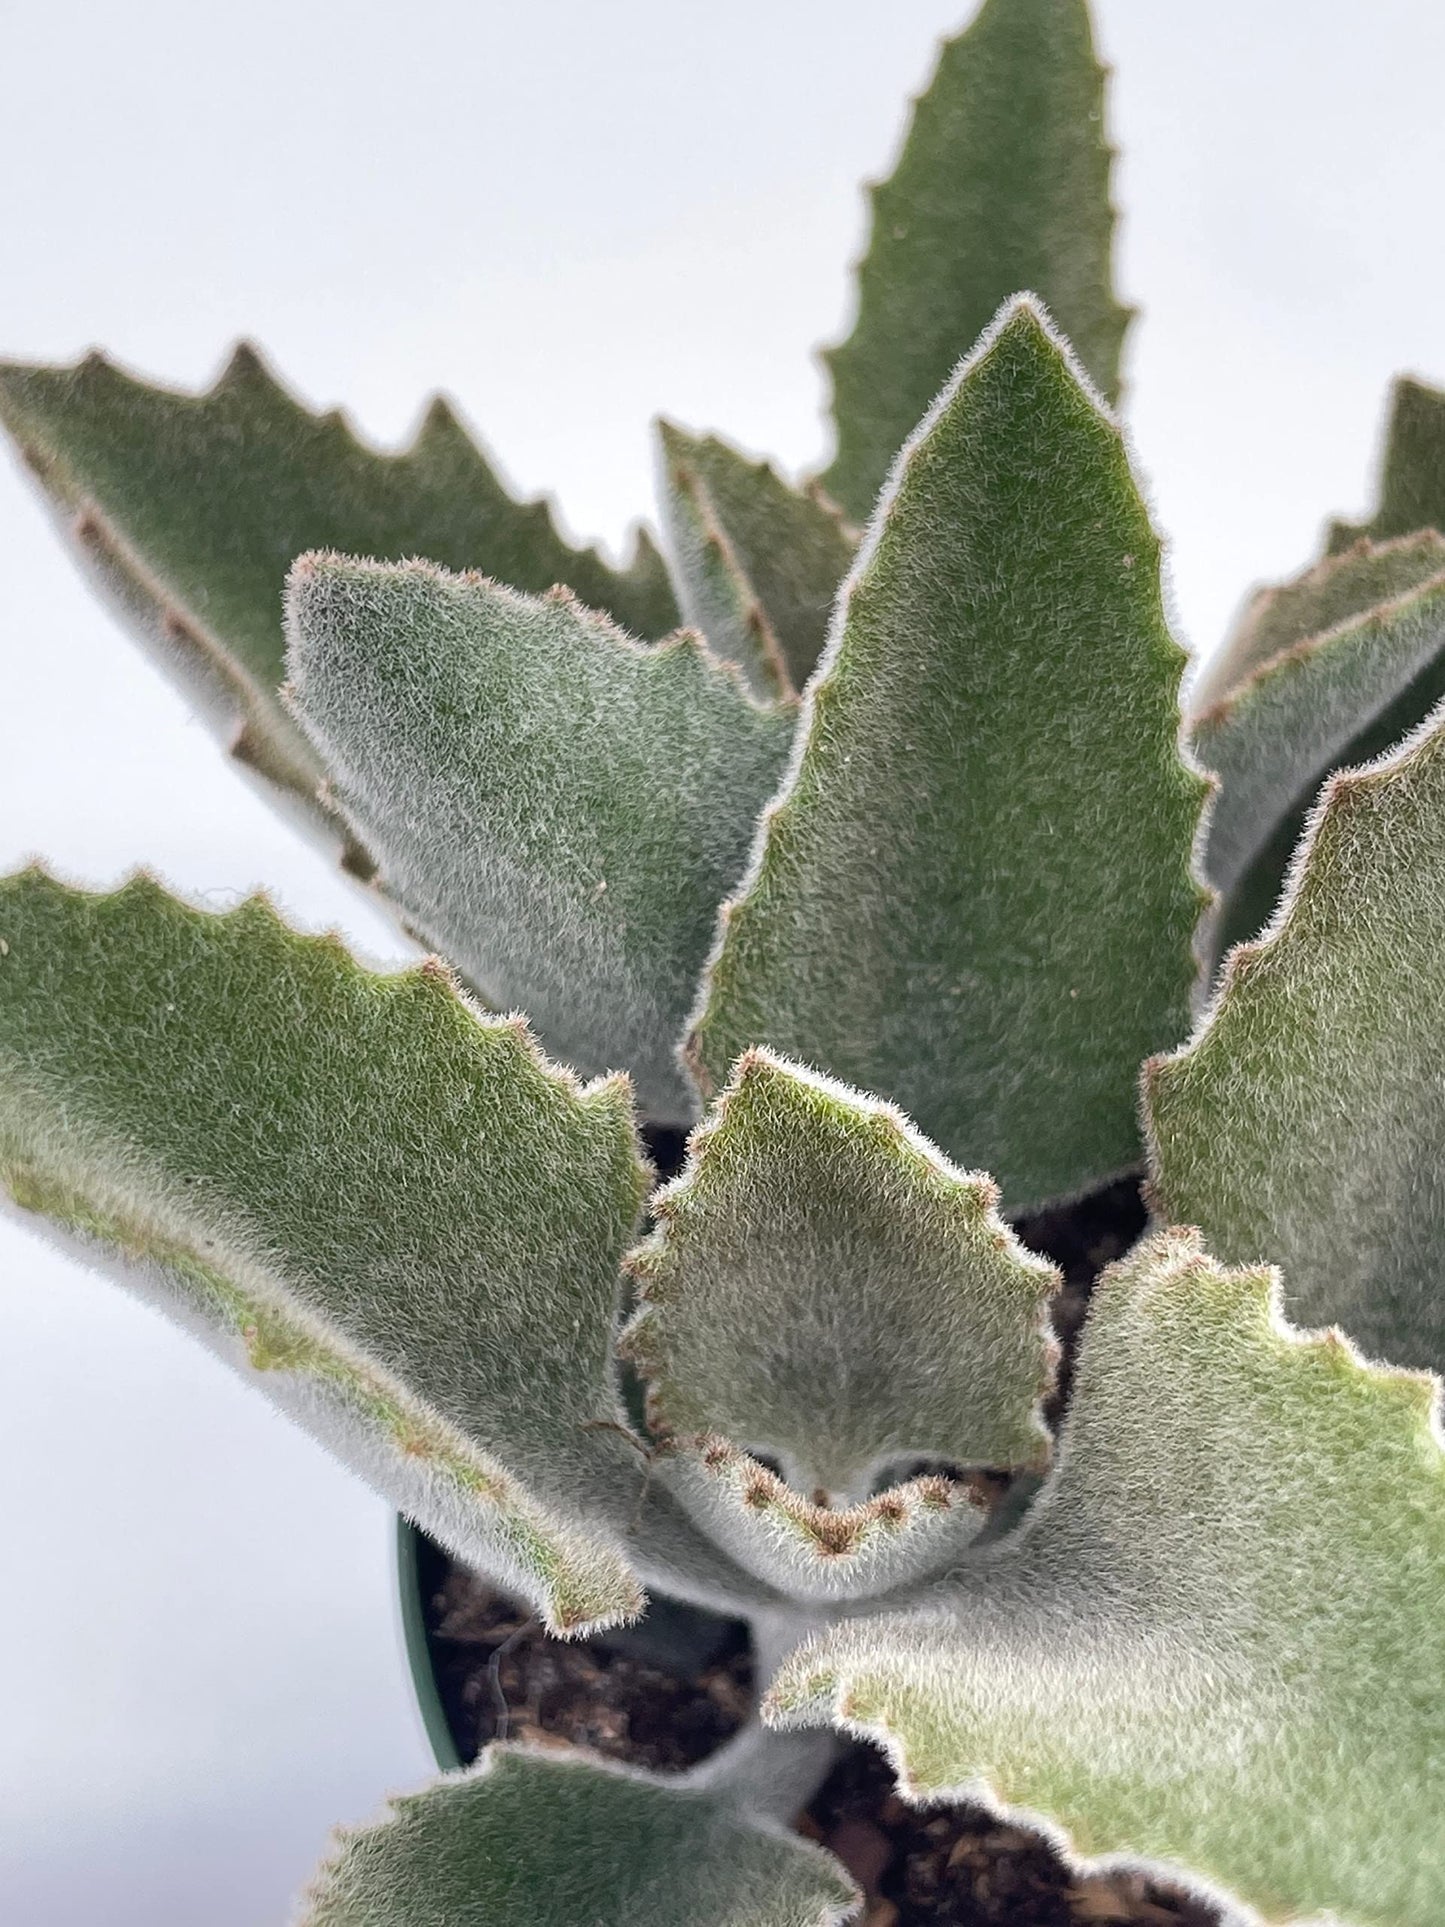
[394,1516,464,1772]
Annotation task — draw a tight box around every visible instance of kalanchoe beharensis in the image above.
[4,1,1445,1923]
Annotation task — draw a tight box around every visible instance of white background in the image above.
[2,2,1442,1919]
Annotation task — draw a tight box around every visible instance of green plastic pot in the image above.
[396,1517,464,1772]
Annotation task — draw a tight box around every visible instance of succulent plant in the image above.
[5,0,1445,1922]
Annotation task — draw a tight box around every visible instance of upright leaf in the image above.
[1148,707,1445,1377]
[1191,529,1445,712]
[0,347,678,846]
[770,1230,1445,1927]
[692,302,1208,1211]
[1327,373,1445,553]
[302,1745,857,1927]
[287,557,795,1124]
[0,871,652,1633]
[623,1051,1055,1503]
[1194,567,1445,960]
[820,0,1129,522]
[657,422,856,697]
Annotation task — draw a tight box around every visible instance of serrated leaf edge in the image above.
[0,865,651,1634]
[1191,532,1445,723]
[764,1226,1443,1926]
[688,296,1216,1125]
[1144,695,1445,1175]
[284,549,789,723]
[622,1045,1058,1478]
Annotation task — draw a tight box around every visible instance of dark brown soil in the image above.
[419,1536,753,1772]
[1014,1172,1148,1433]
[801,1741,1217,1927]
[413,1172,1209,1924]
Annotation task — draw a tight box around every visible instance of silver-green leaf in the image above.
[1148,704,1445,1378]
[301,1745,858,1927]
[1191,530,1445,713]
[819,0,1130,522]
[657,422,856,699]
[286,555,796,1124]
[691,301,1208,1211]
[0,871,652,1633]
[623,1051,1056,1504]
[0,346,678,850]
[654,1440,992,1605]
[770,1229,1445,1927]
[1193,565,1445,962]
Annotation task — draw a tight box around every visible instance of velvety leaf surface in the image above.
[1192,530,1445,713]
[658,422,856,696]
[1194,569,1445,923]
[287,555,795,1123]
[1148,708,1445,1377]
[770,1230,1445,1927]
[655,1440,991,1604]
[0,347,678,844]
[301,1746,858,1927]
[692,302,1207,1211]
[819,0,1129,522]
[623,1051,1055,1503]
[1327,374,1445,554]
[0,870,654,1633]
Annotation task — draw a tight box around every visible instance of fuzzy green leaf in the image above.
[0,870,656,1634]
[657,422,856,698]
[1328,374,1445,554]
[692,302,1207,1211]
[623,1052,1055,1503]
[0,347,678,848]
[286,555,795,1123]
[1191,531,1445,713]
[1148,707,1445,1378]
[1194,565,1445,960]
[653,1441,993,1604]
[820,0,1129,522]
[770,1229,1445,1927]
[301,1745,858,1927]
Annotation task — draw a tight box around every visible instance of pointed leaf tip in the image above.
[1328,371,1445,556]
[656,419,855,699]
[693,299,1206,1210]
[820,0,1129,521]
[286,555,795,1123]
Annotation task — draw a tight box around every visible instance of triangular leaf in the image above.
[657,422,856,698]
[301,1745,858,1927]
[286,555,796,1124]
[0,347,679,847]
[1148,706,1445,1378]
[1192,529,1445,713]
[1327,373,1445,554]
[623,1051,1056,1502]
[769,1229,1445,1927]
[1194,566,1445,960]
[819,0,1130,522]
[0,870,652,1633]
[691,302,1208,1211]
